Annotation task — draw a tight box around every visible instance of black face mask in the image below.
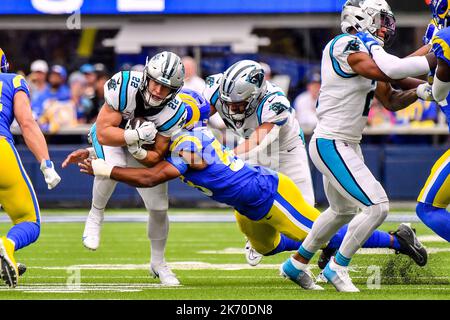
[375,11,396,47]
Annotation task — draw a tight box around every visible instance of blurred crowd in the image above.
[19,57,447,134]
[23,60,109,133]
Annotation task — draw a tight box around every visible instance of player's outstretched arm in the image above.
[432,59,450,103]
[13,91,61,189]
[375,82,418,112]
[80,158,181,188]
[95,103,126,146]
[347,52,393,82]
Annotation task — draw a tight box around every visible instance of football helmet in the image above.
[0,48,9,73]
[341,0,396,47]
[139,51,185,108]
[430,0,450,28]
[219,60,267,122]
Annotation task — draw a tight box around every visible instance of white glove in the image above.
[40,160,61,190]
[416,83,434,101]
[91,159,113,178]
[124,121,157,145]
[127,142,147,160]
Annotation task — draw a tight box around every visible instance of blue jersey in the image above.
[166,128,279,220]
[432,27,450,131]
[178,88,210,130]
[0,73,31,143]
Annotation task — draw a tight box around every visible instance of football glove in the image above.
[124,120,157,145]
[416,83,434,101]
[355,32,380,53]
[127,142,147,160]
[40,160,61,190]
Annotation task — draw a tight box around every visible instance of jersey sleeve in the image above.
[203,74,222,109]
[432,28,450,65]
[157,97,188,137]
[329,34,366,77]
[104,71,126,111]
[12,75,30,98]
[166,133,203,174]
[257,92,291,126]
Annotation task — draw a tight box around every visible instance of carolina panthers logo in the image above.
[206,76,215,88]
[344,39,360,53]
[269,102,289,115]
[107,79,117,91]
[246,69,264,88]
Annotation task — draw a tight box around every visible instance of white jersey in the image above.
[104,71,187,137]
[204,74,303,151]
[314,33,377,143]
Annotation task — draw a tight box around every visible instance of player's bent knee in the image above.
[368,201,389,224]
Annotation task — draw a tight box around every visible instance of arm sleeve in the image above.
[12,75,31,98]
[165,135,203,174]
[103,72,123,110]
[203,74,222,108]
[259,94,291,126]
[331,35,364,76]
[432,75,450,105]
[371,46,430,79]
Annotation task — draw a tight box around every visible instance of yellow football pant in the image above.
[235,173,320,255]
[0,138,40,224]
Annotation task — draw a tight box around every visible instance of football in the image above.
[128,117,154,150]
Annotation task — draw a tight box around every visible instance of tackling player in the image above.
[73,51,187,286]
[280,0,433,292]
[0,49,61,287]
[415,0,450,242]
[71,125,426,290]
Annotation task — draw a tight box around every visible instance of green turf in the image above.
[0,215,448,300]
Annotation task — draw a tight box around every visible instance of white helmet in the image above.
[341,0,396,47]
[139,51,185,108]
[219,60,267,122]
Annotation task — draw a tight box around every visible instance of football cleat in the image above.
[150,263,180,286]
[323,256,359,293]
[317,247,337,270]
[245,240,263,267]
[0,237,18,288]
[280,256,323,290]
[390,223,428,267]
[82,210,104,251]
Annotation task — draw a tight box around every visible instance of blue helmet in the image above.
[0,48,9,73]
[430,0,450,28]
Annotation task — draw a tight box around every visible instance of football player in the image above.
[77,126,427,290]
[0,49,61,287]
[203,60,315,264]
[74,51,186,286]
[281,0,434,292]
[415,0,450,242]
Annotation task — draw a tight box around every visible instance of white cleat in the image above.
[323,257,359,292]
[150,263,180,286]
[245,240,263,267]
[82,210,104,251]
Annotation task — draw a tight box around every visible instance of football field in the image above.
[0,208,449,300]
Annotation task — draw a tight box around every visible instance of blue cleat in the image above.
[323,257,359,292]
[280,256,323,290]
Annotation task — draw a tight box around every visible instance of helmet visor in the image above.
[374,11,396,47]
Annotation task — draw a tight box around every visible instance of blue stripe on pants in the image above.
[316,138,373,206]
